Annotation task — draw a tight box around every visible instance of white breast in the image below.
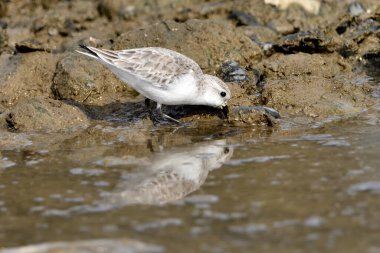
[140,73,201,106]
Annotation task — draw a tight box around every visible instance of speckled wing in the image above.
[87,47,203,89]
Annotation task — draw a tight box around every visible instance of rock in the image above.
[15,39,46,53]
[261,52,349,79]
[32,1,98,37]
[264,0,321,15]
[112,19,262,73]
[0,52,57,107]
[244,25,279,44]
[267,18,296,35]
[4,97,89,132]
[335,10,380,58]
[243,25,279,54]
[343,18,380,42]
[228,106,279,126]
[361,50,380,77]
[262,106,281,118]
[228,10,259,26]
[273,30,340,54]
[98,0,137,20]
[52,50,136,106]
[261,75,371,119]
[348,2,366,17]
[220,60,248,82]
[260,52,373,119]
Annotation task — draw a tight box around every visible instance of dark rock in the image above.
[145,101,228,125]
[220,60,248,82]
[228,106,279,127]
[228,10,259,26]
[15,39,46,53]
[0,21,7,29]
[4,97,89,132]
[345,18,380,42]
[262,106,281,119]
[362,51,380,77]
[273,30,339,54]
[336,20,352,35]
[335,10,380,58]
[252,68,264,87]
[348,2,366,17]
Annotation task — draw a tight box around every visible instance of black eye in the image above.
[220,91,227,97]
[224,147,230,154]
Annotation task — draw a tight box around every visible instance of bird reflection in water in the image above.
[103,139,233,206]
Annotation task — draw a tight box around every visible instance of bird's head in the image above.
[201,74,231,108]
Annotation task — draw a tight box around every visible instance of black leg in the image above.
[144,98,151,108]
[147,103,181,125]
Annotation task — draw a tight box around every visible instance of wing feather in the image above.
[89,47,203,89]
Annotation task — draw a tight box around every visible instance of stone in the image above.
[4,97,89,132]
[220,60,248,82]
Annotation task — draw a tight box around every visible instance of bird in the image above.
[77,45,231,123]
[101,140,233,205]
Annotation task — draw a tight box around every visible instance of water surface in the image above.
[1,109,380,253]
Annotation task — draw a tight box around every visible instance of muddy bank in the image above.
[0,0,378,133]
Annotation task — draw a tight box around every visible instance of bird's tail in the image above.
[76,44,100,60]
[76,44,119,65]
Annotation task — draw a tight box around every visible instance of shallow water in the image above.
[1,108,380,253]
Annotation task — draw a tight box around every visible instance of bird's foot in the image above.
[162,113,181,124]
[149,108,182,125]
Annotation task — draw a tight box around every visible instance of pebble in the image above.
[347,181,380,195]
[348,2,366,16]
[228,10,259,26]
[267,18,295,35]
[220,60,248,82]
